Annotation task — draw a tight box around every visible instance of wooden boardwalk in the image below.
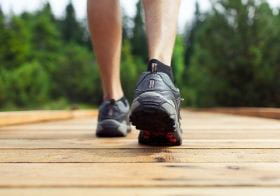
[0,110,280,195]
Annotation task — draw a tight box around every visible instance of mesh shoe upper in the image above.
[134,71,182,118]
[98,98,130,123]
[130,66,183,145]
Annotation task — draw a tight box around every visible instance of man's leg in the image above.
[87,0,123,100]
[143,0,181,65]
[88,0,130,137]
[130,0,182,146]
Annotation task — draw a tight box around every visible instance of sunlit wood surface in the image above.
[0,110,280,195]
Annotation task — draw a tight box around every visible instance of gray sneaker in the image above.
[130,60,183,146]
[96,97,131,137]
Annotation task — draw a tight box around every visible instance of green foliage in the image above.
[4,62,50,107]
[31,8,61,60]
[130,1,147,61]
[172,35,185,88]
[121,40,138,101]
[52,44,100,103]
[0,2,98,110]
[184,1,202,68]
[0,0,279,110]
[186,0,280,107]
[0,70,9,107]
[60,2,85,44]
[0,16,30,69]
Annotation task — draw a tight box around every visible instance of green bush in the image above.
[52,44,101,103]
[185,0,280,107]
[0,0,279,110]
[5,62,50,107]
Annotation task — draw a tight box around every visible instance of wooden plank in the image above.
[187,110,279,120]
[1,187,280,196]
[3,123,280,131]
[1,111,279,131]
[0,111,72,127]
[2,126,280,132]
[0,110,97,127]
[1,139,280,149]
[0,110,279,194]
[6,112,280,124]
[200,107,280,120]
[0,163,280,187]
[1,130,280,139]
[0,149,280,163]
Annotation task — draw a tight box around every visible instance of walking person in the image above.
[87,0,182,146]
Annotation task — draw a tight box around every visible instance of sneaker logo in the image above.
[149,79,155,88]
[151,63,157,72]
[108,106,113,116]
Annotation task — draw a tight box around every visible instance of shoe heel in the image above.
[130,93,175,132]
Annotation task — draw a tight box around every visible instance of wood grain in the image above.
[0,110,97,127]
[201,107,280,120]
[1,139,280,149]
[0,110,280,195]
[0,149,280,163]
[1,130,280,139]
[1,188,280,196]
[0,163,280,187]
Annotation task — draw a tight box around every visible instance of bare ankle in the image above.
[103,91,124,100]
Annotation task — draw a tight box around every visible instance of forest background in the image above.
[0,0,279,110]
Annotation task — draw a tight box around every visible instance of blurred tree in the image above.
[0,6,5,68]
[0,6,3,25]
[0,0,279,110]
[52,44,99,103]
[31,3,61,59]
[251,2,280,106]
[122,9,132,40]
[184,1,202,69]
[122,7,146,91]
[6,62,50,107]
[131,1,147,62]
[0,16,30,69]
[187,0,280,107]
[60,1,85,44]
[40,2,56,22]
[121,40,138,101]
[172,35,185,88]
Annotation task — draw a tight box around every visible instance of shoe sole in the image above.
[96,119,131,137]
[130,92,182,146]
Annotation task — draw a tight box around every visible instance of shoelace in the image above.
[107,99,116,116]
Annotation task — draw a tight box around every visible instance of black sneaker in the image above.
[96,97,131,137]
[130,59,183,146]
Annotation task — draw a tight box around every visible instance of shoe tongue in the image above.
[105,97,127,106]
[109,99,116,105]
[147,59,160,72]
[147,59,174,81]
